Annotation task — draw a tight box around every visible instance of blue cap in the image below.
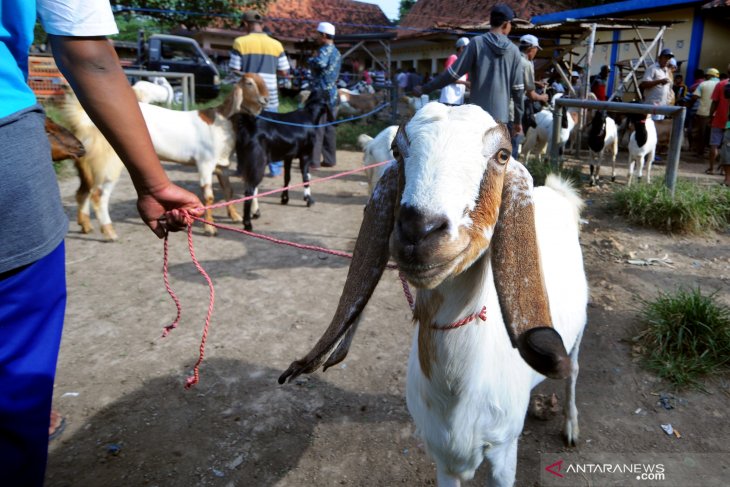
[491,4,515,25]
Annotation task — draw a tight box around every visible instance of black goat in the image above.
[233,91,332,230]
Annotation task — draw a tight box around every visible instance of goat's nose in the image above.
[397,205,449,246]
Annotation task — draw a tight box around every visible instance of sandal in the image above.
[49,410,66,442]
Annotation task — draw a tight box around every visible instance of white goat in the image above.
[357,125,397,193]
[132,77,174,107]
[586,110,619,185]
[62,93,125,241]
[280,103,588,487]
[626,113,658,185]
[400,94,431,119]
[139,73,269,235]
[521,108,577,163]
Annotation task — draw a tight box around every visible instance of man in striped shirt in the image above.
[229,10,290,176]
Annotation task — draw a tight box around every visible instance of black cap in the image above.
[659,48,674,58]
[491,4,516,25]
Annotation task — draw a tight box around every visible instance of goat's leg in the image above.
[251,187,260,219]
[96,179,119,242]
[301,156,315,207]
[215,166,242,223]
[627,156,635,186]
[76,183,94,234]
[435,467,460,487]
[637,156,645,183]
[610,138,618,182]
[242,182,256,231]
[563,329,584,447]
[201,182,217,236]
[281,158,292,205]
[485,438,518,487]
[646,151,655,184]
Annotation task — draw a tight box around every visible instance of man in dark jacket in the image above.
[418,4,524,138]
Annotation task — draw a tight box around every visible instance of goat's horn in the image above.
[279,163,400,384]
[491,163,571,380]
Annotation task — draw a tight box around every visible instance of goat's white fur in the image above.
[588,115,619,185]
[357,125,397,193]
[627,116,658,185]
[132,77,174,107]
[401,104,587,485]
[521,109,576,163]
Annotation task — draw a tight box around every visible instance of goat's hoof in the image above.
[305,196,315,207]
[611,176,616,182]
[517,327,571,380]
[563,420,580,447]
[281,195,289,205]
[204,226,218,237]
[100,224,118,242]
[244,222,253,231]
[252,210,261,219]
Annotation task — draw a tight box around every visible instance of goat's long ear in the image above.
[491,162,571,379]
[221,85,243,118]
[279,157,402,384]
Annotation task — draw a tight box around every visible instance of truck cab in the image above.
[146,34,221,100]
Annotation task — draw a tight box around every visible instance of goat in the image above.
[62,93,125,241]
[45,116,85,162]
[132,77,174,107]
[280,103,588,487]
[521,108,578,163]
[337,88,384,118]
[138,73,269,235]
[626,113,658,185]
[586,110,619,185]
[400,94,431,119]
[357,125,398,193]
[232,90,332,231]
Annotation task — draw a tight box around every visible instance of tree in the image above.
[112,0,274,31]
[399,0,416,21]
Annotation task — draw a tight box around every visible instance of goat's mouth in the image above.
[393,244,470,289]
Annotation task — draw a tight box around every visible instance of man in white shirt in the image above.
[690,67,720,156]
[439,37,470,105]
[640,48,674,120]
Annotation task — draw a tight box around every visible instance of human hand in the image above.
[660,78,670,85]
[137,182,204,238]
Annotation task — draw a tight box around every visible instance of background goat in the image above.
[337,88,384,118]
[521,108,577,163]
[626,113,658,185]
[46,116,85,162]
[280,103,588,487]
[232,90,332,231]
[132,77,174,106]
[357,125,397,193]
[586,110,619,185]
[62,94,125,241]
[138,73,269,235]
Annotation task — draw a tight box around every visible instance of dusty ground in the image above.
[47,149,729,487]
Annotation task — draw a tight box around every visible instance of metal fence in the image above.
[123,70,195,110]
[550,98,686,196]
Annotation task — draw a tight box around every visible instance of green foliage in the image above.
[112,0,273,30]
[398,0,417,21]
[524,159,583,187]
[336,120,393,151]
[612,180,730,234]
[635,288,730,388]
[112,14,165,41]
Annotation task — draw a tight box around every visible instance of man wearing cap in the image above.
[419,4,524,137]
[570,70,582,95]
[229,10,290,176]
[690,67,720,158]
[591,65,611,101]
[439,37,470,105]
[514,34,548,156]
[640,48,674,120]
[308,21,342,167]
[709,63,730,186]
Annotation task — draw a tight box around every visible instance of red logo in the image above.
[546,459,564,478]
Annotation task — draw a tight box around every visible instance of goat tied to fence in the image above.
[280,103,588,486]
[132,77,174,107]
[357,125,397,194]
[232,90,332,231]
[62,93,126,241]
[627,113,658,185]
[139,73,269,235]
[587,110,619,186]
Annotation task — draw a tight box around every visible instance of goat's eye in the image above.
[496,148,510,165]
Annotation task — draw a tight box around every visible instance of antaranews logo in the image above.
[545,459,665,481]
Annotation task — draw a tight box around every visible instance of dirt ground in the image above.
[47,149,729,487]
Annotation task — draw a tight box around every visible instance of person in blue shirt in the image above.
[1,2,202,484]
[308,22,342,168]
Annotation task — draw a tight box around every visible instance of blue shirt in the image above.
[308,44,341,107]
[0,0,39,118]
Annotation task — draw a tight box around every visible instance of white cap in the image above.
[455,37,469,49]
[519,34,541,50]
[317,22,335,36]
[571,71,579,77]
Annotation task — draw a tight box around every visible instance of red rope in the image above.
[430,306,488,331]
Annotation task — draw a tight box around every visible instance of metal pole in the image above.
[665,106,686,196]
[608,25,666,101]
[550,106,563,169]
[576,23,597,156]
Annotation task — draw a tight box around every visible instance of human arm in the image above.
[49,35,202,238]
[511,56,525,135]
[420,43,474,95]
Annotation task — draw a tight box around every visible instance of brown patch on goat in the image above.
[414,289,444,379]
[198,109,216,125]
[46,117,85,162]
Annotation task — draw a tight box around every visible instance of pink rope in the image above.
[430,306,488,331]
[161,234,181,337]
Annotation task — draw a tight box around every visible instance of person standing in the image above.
[396,68,409,97]
[419,4,524,140]
[308,21,342,168]
[1,1,202,484]
[709,64,730,178]
[229,10,291,177]
[438,37,470,106]
[639,48,674,120]
[591,65,611,101]
[514,34,548,157]
[690,67,720,158]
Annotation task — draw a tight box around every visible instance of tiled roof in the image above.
[701,0,730,7]
[397,0,580,38]
[264,0,393,41]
